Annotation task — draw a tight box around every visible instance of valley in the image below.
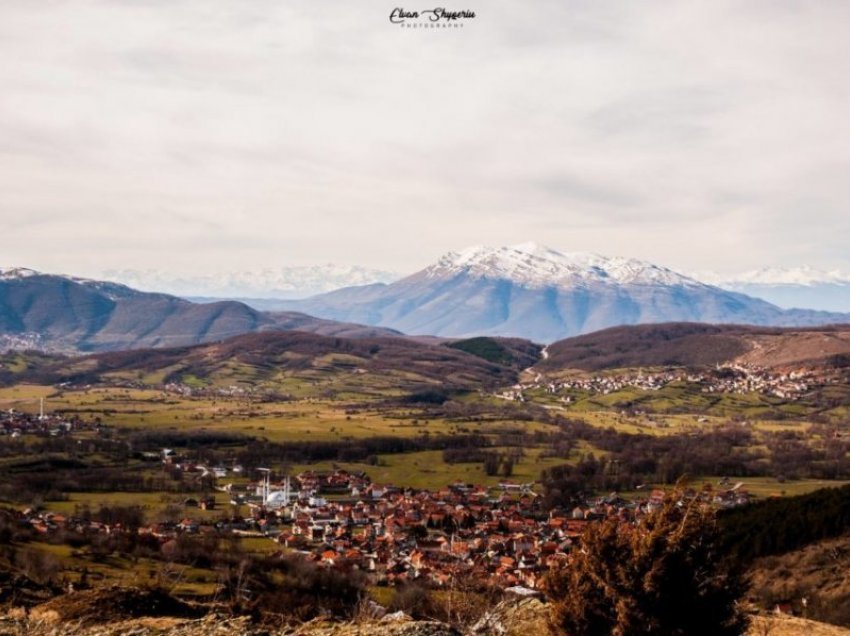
[1,323,849,631]
[4,0,849,629]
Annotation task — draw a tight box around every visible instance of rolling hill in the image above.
[538,323,850,372]
[0,268,400,352]
[0,330,529,391]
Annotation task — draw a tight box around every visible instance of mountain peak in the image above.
[428,244,700,288]
[0,267,41,280]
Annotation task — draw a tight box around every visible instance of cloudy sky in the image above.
[1,0,848,280]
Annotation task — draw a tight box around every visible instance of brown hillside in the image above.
[736,330,850,368]
[748,532,850,628]
[16,331,521,390]
[541,323,850,372]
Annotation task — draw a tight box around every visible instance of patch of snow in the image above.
[698,266,850,287]
[0,267,145,300]
[0,267,40,280]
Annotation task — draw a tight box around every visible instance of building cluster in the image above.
[162,382,254,398]
[14,468,754,591]
[0,408,96,438]
[508,365,842,402]
[275,481,580,589]
[540,370,694,396]
[270,479,753,588]
[698,366,815,399]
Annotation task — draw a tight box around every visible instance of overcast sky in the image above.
[1,0,848,279]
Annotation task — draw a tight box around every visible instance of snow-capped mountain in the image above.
[100,265,400,299]
[280,243,850,342]
[426,243,701,288]
[696,266,850,312]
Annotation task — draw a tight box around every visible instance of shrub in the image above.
[544,489,748,636]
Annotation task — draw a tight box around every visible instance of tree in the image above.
[483,453,501,476]
[544,489,748,636]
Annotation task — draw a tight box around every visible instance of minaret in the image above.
[39,397,45,420]
[258,468,271,505]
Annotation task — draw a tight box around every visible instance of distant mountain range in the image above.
[0,268,399,352]
[695,267,850,313]
[276,244,850,342]
[3,245,850,351]
[100,265,399,299]
[97,261,850,314]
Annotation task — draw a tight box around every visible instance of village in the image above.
[0,401,101,438]
[500,364,840,403]
[0,369,831,599]
[13,467,753,593]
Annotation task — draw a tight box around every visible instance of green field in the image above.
[2,380,847,501]
[291,447,575,490]
[525,380,850,423]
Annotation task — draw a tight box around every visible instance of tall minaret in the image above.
[39,397,45,420]
[258,468,271,505]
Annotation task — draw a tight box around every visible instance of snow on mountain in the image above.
[693,266,850,312]
[699,266,850,287]
[280,243,850,342]
[4,249,850,344]
[100,265,400,299]
[0,267,40,280]
[427,243,702,288]
[1,266,147,300]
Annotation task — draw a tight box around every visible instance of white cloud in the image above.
[0,0,848,279]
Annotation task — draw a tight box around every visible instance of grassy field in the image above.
[0,384,819,442]
[0,385,461,441]
[291,446,579,490]
[621,476,850,500]
[1,382,846,498]
[0,386,568,451]
[39,491,247,522]
[525,380,849,422]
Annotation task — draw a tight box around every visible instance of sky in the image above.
[1,0,849,280]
